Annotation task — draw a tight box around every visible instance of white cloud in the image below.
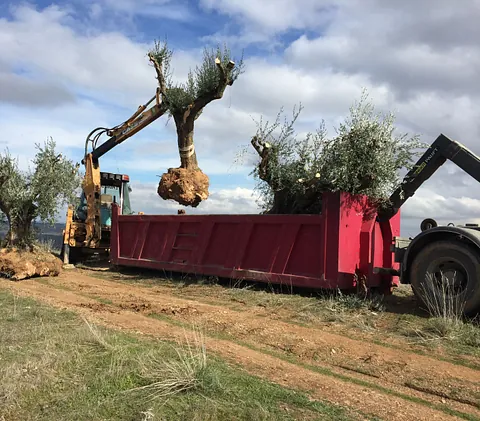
[199,0,337,44]
[91,0,193,20]
[0,4,201,109]
[229,58,392,120]
[403,189,480,222]
[0,71,75,107]
[0,99,113,149]
[286,35,480,101]
[130,183,261,215]
[0,5,146,106]
[283,2,480,100]
[106,154,250,176]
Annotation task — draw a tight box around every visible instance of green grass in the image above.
[399,315,480,346]
[141,309,479,421]
[0,290,364,421]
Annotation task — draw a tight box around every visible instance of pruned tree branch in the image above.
[148,52,168,99]
[251,136,275,184]
[187,57,235,123]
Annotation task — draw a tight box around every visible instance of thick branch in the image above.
[251,136,274,183]
[148,53,168,99]
[250,134,327,215]
[0,175,11,217]
[186,58,236,123]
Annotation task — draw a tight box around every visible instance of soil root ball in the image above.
[158,167,210,207]
[0,248,62,280]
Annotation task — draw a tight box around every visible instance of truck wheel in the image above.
[410,240,480,317]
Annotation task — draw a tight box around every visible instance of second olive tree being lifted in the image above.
[148,41,244,207]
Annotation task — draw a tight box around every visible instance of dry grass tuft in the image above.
[419,272,465,321]
[405,272,480,347]
[129,327,208,401]
[82,316,115,350]
[35,238,60,255]
[415,272,466,341]
[80,316,131,376]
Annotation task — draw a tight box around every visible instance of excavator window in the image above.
[75,192,88,221]
[100,182,134,216]
[74,180,133,223]
[121,182,134,215]
[102,186,121,205]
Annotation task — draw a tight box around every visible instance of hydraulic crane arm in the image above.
[378,134,480,221]
[82,88,168,164]
[79,89,168,247]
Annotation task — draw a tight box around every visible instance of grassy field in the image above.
[0,290,365,421]
[2,265,480,421]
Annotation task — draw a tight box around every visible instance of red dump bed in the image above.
[110,192,400,292]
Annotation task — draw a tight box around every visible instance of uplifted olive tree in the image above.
[0,138,81,249]
[148,40,244,207]
[247,91,427,214]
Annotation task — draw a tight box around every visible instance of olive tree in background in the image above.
[0,138,81,249]
[246,91,428,214]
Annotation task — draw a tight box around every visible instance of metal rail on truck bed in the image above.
[110,192,401,293]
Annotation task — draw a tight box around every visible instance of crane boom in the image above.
[82,89,168,164]
[378,134,480,221]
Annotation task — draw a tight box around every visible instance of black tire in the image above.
[410,240,480,317]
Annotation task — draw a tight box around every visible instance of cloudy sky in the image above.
[1,0,480,237]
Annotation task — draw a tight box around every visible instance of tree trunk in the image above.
[157,112,209,207]
[2,202,36,249]
[251,137,325,215]
[178,128,198,169]
[5,217,34,249]
[174,114,198,169]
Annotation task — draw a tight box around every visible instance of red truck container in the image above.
[110,191,401,293]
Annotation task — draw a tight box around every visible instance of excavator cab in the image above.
[75,172,133,225]
[62,171,134,264]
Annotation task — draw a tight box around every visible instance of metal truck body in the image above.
[110,191,401,293]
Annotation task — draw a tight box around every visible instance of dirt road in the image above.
[1,270,479,421]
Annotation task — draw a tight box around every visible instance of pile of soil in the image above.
[158,167,209,207]
[0,248,62,280]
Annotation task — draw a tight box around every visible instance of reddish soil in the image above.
[158,167,209,207]
[1,270,479,421]
[0,248,62,280]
